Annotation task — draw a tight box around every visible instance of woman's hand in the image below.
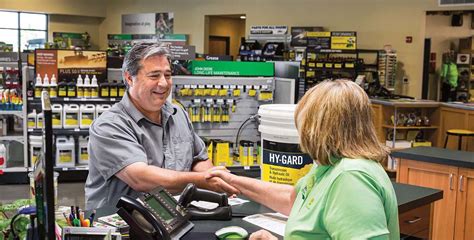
[205,168,236,185]
[249,230,278,240]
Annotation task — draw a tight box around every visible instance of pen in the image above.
[89,210,96,227]
[63,212,71,226]
[70,206,75,219]
[75,206,80,222]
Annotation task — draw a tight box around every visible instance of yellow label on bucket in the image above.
[59,150,72,163]
[261,140,313,185]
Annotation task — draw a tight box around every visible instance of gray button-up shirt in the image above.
[85,92,208,210]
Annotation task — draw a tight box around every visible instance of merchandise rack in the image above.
[298,48,380,98]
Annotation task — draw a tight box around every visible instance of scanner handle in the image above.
[179,183,228,207]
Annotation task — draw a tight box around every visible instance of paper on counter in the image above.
[243,212,288,236]
[173,195,249,210]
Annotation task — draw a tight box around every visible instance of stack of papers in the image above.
[243,212,288,236]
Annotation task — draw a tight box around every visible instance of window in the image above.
[0,11,47,52]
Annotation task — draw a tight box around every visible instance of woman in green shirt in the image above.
[208,80,399,239]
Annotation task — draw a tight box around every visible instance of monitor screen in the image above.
[145,196,174,223]
[158,189,177,208]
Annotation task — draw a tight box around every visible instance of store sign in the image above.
[250,26,288,35]
[290,26,324,47]
[306,31,357,50]
[122,12,174,34]
[191,61,274,76]
[36,49,107,82]
[169,45,195,60]
[203,55,233,61]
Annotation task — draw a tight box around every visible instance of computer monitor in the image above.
[33,90,55,239]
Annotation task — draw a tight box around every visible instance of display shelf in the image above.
[382,125,439,130]
[27,97,121,104]
[0,110,24,118]
[2,167,28,172]
[28,128,90,135]
[0,135,25,142]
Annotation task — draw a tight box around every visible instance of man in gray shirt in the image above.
[85,43,238,210]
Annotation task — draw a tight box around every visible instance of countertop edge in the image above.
[397,190,443,214]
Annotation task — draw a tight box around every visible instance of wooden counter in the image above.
[393,147,474,240]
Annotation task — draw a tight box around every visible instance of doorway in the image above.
[209,36,230,55]
[205,14,246,60]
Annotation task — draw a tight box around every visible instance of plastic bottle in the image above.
[76,75,84,98]
[91,75,99,98]
[29,135,43,165]
[27,109,37,129]
[51,104,63,129]
[96,104,111,118]
[79,104,95,129]
[100,82,110,97]
[58,80,68,97]
[78,136,89,165]
[109,81,118,97]
[49,74,57,98]
[55,136,75,167]
[42,74,49,96]
[67,81,77,97]
[83,75,91,98]
[34,74,43,98]
[36,111,44,129]
[63,104,80,129]
[118,82,126,97]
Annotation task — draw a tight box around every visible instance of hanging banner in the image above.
[35,49,107,82]
[306,31,357,50]
[250,26,288,35]
[191,61,274,76]
[122,12,174,35]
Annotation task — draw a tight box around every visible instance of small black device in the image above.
[116,186,193,240]
[178,184,232,221]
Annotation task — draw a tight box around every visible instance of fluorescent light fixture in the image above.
[240,15,246,19]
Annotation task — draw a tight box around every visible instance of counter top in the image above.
[394,182,443,213]
[370,98,439,108]
[440,102,474,111]
[391,146,474,169]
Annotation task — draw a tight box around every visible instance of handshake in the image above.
[200,166,241,196]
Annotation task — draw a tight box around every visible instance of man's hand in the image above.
[199,166,240,195]
[250,230,278,240]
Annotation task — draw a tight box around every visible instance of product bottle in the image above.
[100,82,110,97]
[42,74,50,94]
[83,75,91,98]
[76,75,84,98]
[91,75,99,98]
[34,74,43,98]
[49,74,58,98]
[58,80,68,97]
[67,81,77,97]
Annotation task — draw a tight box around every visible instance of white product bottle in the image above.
[91,75,99,98]
[83,75,91,98]
[51,104,63,129]
[77,74,84,98]
[78,136,89,165]
[63,104,80,129]
[43,74,50,86]
[79,104,95,129]
[36,112,44,129]
[96,104,111,118]
[49,74,58,98]
[29,135,43,166]
[27,110,37,129]
[34,74,43,98]
[55,136,75,167]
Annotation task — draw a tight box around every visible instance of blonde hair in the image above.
[295,80,388,165]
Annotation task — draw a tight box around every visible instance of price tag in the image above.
[246,85,252,89]
[194,99,201,104]
[184,85,191,88]
[62,168,68,171]
[28,129,33,132]
[237,85,244,89]
[214,85,221,89]
[81,98,87,101]
[223,85,229,89]
[198,85,205,89]
[230,85,236,89]
[217,99,224,104]
[254,85,261,90]
[64,98,70,101]
[206,98,213,103]
[244,166,250,170]
[191,85,197,89]
[206,85,213,88]
[74,128,80,132]
[110,98,116,101]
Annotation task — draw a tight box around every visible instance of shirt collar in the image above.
[121,91,175,125]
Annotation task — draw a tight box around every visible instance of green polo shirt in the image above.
[285,158,399,239]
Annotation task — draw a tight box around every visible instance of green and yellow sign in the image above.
[191,61,274,77]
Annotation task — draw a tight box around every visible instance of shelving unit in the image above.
[299,48,379,95]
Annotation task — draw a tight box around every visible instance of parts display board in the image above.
[35,49,107,82]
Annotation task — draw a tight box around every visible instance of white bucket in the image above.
[27,110,37,129]
[29,135,43,166]
[258,104,314,185]
[55,136,75,167]
[51,104,63,129]
[78,136,89,165]
[36,112,44,129]
[63,104,79,129]
[96,104,111,118]
[80,104,96,129]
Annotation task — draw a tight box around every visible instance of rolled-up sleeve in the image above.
[89,118,147,180]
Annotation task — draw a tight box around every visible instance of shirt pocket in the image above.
[171,135,194,171]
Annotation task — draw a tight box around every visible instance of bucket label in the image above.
[262,140,313,185]
[80,147,89,161]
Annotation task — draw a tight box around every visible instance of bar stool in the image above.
[444,129,474,151]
